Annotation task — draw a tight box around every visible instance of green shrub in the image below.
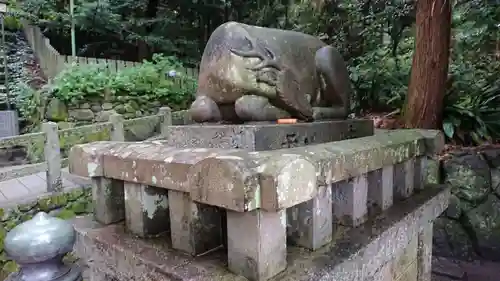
[51,54,196,110]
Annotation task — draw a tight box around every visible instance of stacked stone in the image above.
[69,123,449,281]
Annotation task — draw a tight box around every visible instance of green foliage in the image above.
[12,0,500,145]
[50,54,196,110]
[440,1,500,145]
[329,0,500,145]
[13,82,50,132]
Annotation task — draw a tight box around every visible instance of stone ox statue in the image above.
[189,21,353,123]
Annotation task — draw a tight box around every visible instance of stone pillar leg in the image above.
[414,157,424,190]
[394,159,415,200]
[124,182,169,237]
[168,190,222,255]
[417,223,433,281]
[92,177,125,225]
[227,209,287,281]
[332,175,368,226]
[287,185,332,250]
[367,165,394,214]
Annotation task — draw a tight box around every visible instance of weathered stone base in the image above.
[73,186,449,281]
[157,119,374,150]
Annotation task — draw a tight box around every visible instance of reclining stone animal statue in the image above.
[189,21,353,123]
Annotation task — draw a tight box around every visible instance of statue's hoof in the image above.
[235,95,270,121]
[235,95,291,121]
[190,96,222,123]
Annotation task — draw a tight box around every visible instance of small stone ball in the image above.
[4,212,76,264]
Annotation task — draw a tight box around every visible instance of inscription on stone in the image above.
[0,111,19,138]
[280,133,315,148]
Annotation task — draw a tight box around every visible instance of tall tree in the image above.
[403,0,452,129]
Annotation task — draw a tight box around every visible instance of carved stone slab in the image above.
[157,119,374,151]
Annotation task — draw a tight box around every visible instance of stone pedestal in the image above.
[69,123,448,281]
[156,119,374,257]
[73,186,450,281]
[157,119,374,150]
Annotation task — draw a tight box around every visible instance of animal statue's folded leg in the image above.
[312,107,349,120]
[235,95,291,122]
[189,96,223,123]
[314,45,353,120]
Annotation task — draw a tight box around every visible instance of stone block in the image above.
[394,159,415,200]
[392,234,418,276]
[367,165,394,214]
[417,223,433,281]
[168,190,223,255]
[69,142,114,177]
[414,129,445,155]
[123,182,169,237]
[92,177,125,224]
[395,261,417,281]
[332,175,368,226]
[160,119,374,151]
[226,209,287,281]
[414,157,424,190]
[422,156,440,185]
[100,142,237,191]
[73,185,451,281]
[287,185,332,250]
[370,261,392,281]
[189,153,317,212]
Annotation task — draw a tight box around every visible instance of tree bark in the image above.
[403,0,451,129]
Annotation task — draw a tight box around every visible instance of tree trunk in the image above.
[403,0,451,129]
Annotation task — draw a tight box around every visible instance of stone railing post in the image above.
[109,113,125,141]
[159,106,172,136]
[42,122,62,192]
[4,212,82,281]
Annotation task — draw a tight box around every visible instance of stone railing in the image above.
[0,108,192,192]
[69,129,447,281]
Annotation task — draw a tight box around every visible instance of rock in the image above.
[95,110,117,122]
[45,98,68,121]
[463,195,500,260]
[446,195,465,219]
[80,103,91,109]
[482,148,500,168]
[69,109,95,121]
[433,217,475,261]
[56,121,75,130]
[124,102,137,113]
[125,121,157,141]
[443,151,491,204]
[90,104,102,112]
[114,104,126,114]
[491,168,500,196]
[102,102,113,110]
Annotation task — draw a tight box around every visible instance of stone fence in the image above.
[69,129,448,281]
[0,108,192,192]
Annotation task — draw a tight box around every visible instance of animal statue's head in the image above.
[227,35,286,100]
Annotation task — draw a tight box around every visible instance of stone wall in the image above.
[434,147,500,261]
[45,97,164,126]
